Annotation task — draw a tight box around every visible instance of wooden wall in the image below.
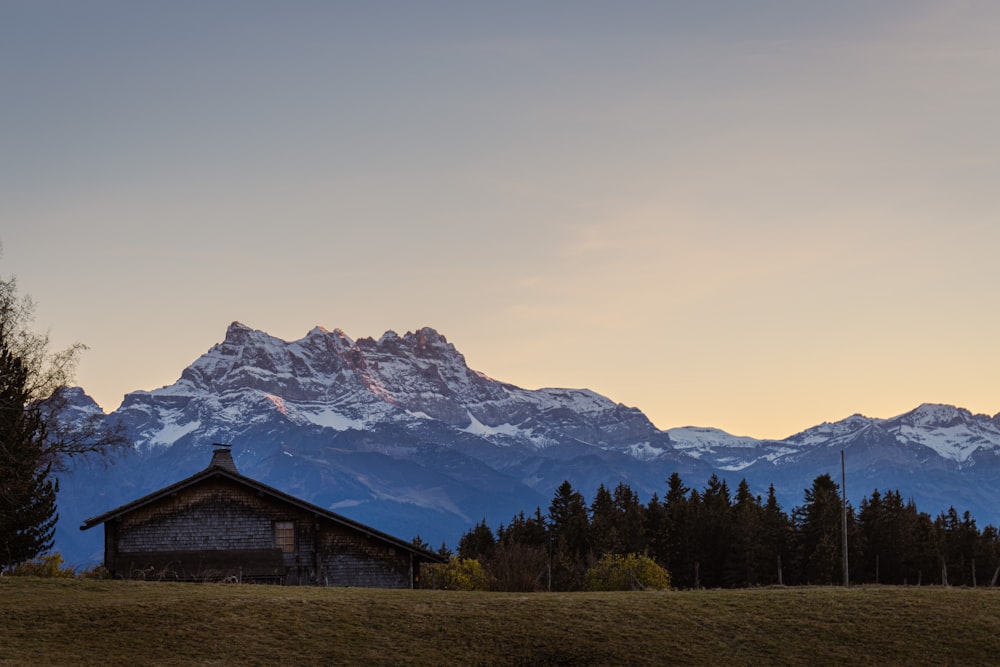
[105,477,418,588]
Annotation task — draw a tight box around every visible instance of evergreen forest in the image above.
[427,472,1000,591]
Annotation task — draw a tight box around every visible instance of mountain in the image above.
[667,404,1000,523]
[53,323,1000,565]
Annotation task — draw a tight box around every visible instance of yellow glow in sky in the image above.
[3,2,999,439]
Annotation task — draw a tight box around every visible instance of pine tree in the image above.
[912,509,939,585]
[728,479,763,587]
[644,492,669,566]
[792,474,844,585]
[880,490,912,585]
[685,488,704,588]
[935,507,959,585]
[547,480,590,590]
[759,484,792,586]
[589,484,618,556]
[458,519,497,561]
[959,511,981,587]
[935,508,982,586]
[613,482,646,555]
[857,489,885,584]
[697,474,733,588]
[0,341,58,569]
[858,488,915,585]
[663,473,697,588]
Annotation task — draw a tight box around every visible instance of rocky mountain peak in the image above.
[894,403,974,428]
[406,327,450,350]
[377,330,400,344]
[222,320,257,344]
[113,323,661,451]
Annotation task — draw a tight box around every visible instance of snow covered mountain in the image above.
[54,323,1000,565]
[666,403,1000,529]
[665,426,796,471]
[119,322,672,454]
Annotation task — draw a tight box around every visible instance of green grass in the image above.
[2,578,999,666]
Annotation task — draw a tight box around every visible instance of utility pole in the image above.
[841,449,849,587]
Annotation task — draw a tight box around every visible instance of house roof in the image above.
[80,449,446,563]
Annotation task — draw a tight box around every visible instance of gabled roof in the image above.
[81,453,445,563]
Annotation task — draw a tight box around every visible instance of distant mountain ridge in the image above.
[54,322,1000,565]
[668,403,1000,469]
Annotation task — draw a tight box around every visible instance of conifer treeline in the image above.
[451,473,1000,591]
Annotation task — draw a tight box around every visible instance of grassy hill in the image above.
[2,577,999,666]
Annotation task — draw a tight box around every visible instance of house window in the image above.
[274,521,295,553]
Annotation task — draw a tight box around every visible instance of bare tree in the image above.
[0,265,127,467]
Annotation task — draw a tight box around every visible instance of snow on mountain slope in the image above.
[108,323,1000,473]
[882,403,1000,463]
[784,413,882,448]
[115,322,669,455]
[665,426,796,470]
[772,404,1000,465]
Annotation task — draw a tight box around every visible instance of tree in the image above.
[493,509,549,591]
[934,507,981,586]
[589,484,618,556]
[590,482,646,558]
[858,488,916,585]
[547,480,590,590]
[728,478,764,587]
[885,492,923,585]
[643,492,669,567]
[697,474,732,588]
[0,268,126,570]
[458,519,496,561]
[911,509,940,586]
[0,339,58,567]
[613,482,646,555]
[857,489,885,584]
[759,484,792,586]
[793,474,848,585]
[662,473,697,588]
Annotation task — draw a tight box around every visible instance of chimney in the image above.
[209,444,239,474]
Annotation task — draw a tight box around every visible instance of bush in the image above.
[3,552,76,578]
[420,557,492,591]
[585,553,671,591]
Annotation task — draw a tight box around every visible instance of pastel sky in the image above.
[3,1,999,439]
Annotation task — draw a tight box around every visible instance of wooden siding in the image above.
[106,476,420,588]
[314,526,414,588]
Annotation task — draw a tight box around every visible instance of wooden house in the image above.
[81,447,445,587]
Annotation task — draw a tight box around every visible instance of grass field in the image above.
[2,578,998,666]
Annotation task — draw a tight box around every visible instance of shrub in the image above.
[421,557,492,591]
[585,553,672,591]
[4,552,76,578]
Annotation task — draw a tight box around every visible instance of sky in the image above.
[3,1,1000,440]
